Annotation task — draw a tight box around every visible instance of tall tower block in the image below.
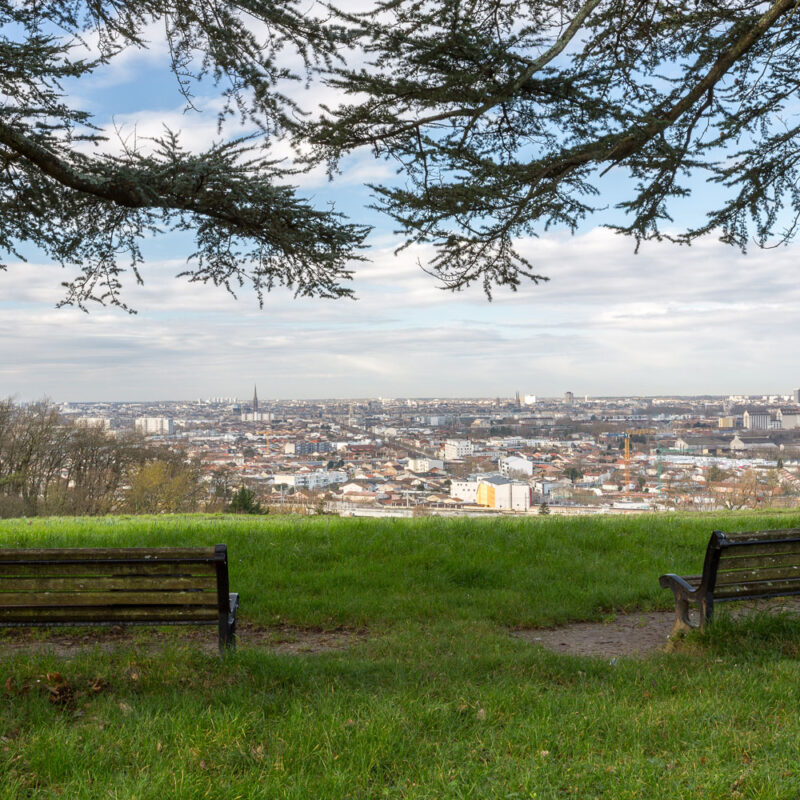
[253,385,259,412]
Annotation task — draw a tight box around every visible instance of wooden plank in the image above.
[718,542,800,558]
[0,561,217,577]
[718,553,800,571]
[715,579,800,599]
[0,576,216,593]
[0,606,218,623]
[0,590,218,608]
[0,547,218,562]
[719,529,800,543]
[715,565,800,585]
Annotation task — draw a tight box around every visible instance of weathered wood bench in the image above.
[660,528,800,636]
[0,544,239,652]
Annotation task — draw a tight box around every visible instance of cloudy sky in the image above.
[2,15,798,403]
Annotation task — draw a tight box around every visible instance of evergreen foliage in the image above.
[312,0,800,294]
[3,1,800,307]
[227,485,263,514]
[0,1,368,310]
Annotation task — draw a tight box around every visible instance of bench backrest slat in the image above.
[717,529,800,543]
[1,576,216,593]
[1,590,218,607]
[0,605,219,624]
[714,580,800,600]
[716,552,800,572]
[717,542,800,559]
[715,565,800,586]
[0,561,217,577]
[0,547,220,562]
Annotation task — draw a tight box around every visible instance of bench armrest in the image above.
[659,573,700,598]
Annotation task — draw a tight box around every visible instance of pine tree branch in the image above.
[506,0,799,195]
[0,119,151,208]
[322,0,604,148]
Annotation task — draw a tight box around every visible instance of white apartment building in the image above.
[444,439,473,460]
[450,479,480,503]
[271,469,347,490]
[743,409,772,430]
[498,455,535,477]
[75,417,111,430]
[134,417,174,436]
[407,457,444,473]
[241,411,271,422]
[777,408,800,429]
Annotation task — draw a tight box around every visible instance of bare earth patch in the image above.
[514,599,800,659]
[512,611,675,659]
[0,621,366,658]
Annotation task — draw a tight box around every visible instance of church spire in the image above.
[252,385,259,412]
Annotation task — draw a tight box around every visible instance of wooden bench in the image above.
[0,544,239,652]
[660,528,800,636]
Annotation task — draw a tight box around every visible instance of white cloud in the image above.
[3,224,800,401]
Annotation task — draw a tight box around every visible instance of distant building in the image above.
[475,475,532,511]
[272,469,346,490]
[717,416,736,429]
[794,388,800,404]
[564,391,574,405]
[499,456,535,477]
[730,435,778,452]
[777,408,800,430]
[675,435,730,456]
[444,439,473,460]
[407,457,444,473]
[450,479,480,503]
[134,417,174,435]
[284,440,333,455]
[241,411,271,423]
[743,409,772,430]
[75,417,111,430]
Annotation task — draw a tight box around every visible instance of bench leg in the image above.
[219,592,239,654]
[670,595,694,637]
[699,595,713,629]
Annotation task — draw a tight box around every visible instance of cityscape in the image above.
[28,386,800,517]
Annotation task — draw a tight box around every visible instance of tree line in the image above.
[0,400,203,517]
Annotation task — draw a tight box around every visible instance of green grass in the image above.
[3,512,800,798]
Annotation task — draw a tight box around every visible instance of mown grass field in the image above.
[3,512,800,798]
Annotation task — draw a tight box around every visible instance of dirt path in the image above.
[6,603,800,661]
[514,599,800,659]
[512,611,676,658]
[0,622,366,658]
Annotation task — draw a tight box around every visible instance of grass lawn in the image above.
[2,512,800,798]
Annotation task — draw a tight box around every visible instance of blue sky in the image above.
[2,16,799,402]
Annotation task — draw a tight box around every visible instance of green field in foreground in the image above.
[2,512,800,798]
